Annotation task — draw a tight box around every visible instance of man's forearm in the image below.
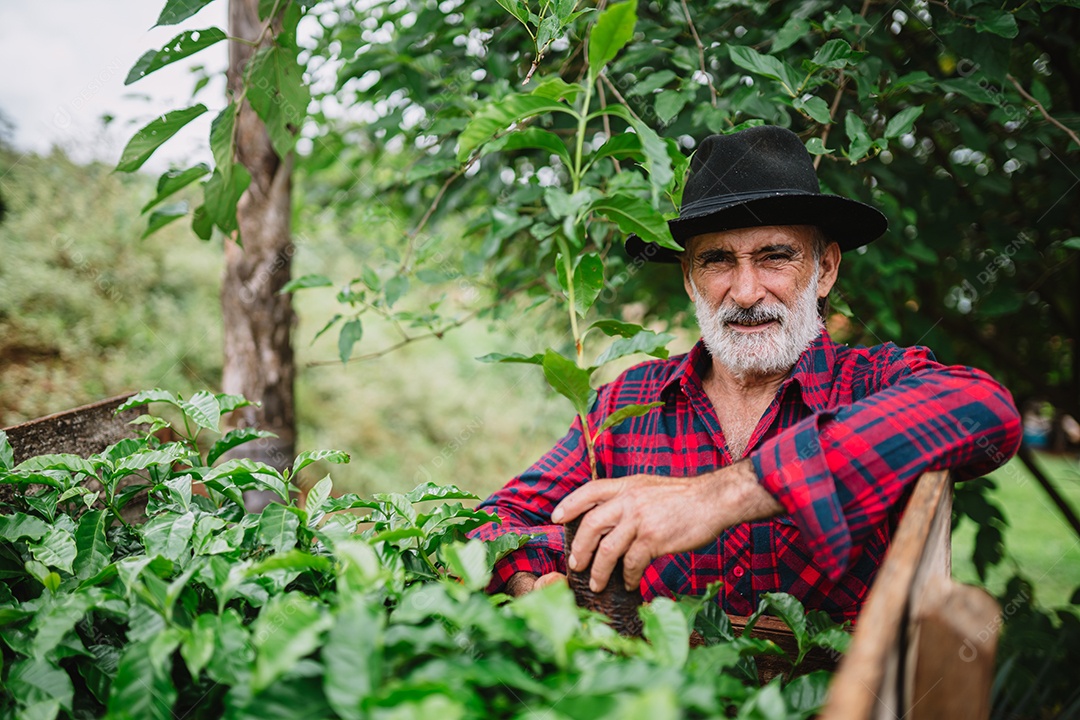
[751,363,1021,581]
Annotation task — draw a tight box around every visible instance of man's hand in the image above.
[550,460,782,593]
[505,571,567,597]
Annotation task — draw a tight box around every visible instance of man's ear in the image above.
[681,255,696,302]
[817,242,841,298]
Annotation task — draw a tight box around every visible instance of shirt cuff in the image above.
[750,412,853,582]
[487,543,567,593]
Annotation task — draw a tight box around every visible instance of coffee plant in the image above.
[0,389,849,719]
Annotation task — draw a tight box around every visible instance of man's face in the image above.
[681,225,840,377]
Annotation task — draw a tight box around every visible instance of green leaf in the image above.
[588,1,637,81]
[7,657,73,712]
[155,0,215,26]
[457,95,574,162]
[252,593,332,692]
[974,9,1019,38]
[844,111,873,162]
[305,474,334,526]
[323,599,384,720]
[141,511,196,563]
[728,46,801,95]
[125,27,227,85]
[29,528,78,574]
[181,614,216,679]
[794,95,832,124]
[258,502,300,555]
[293,449,350,478]
[642,597,690,668]
[116,104,208,172]
[16,453,96,477]
[556,252,604,318]
[73,510,111,580]
[783,671,832,715]
[441,539,491,591]
[405,482,478,503]
[0,513,50,542]
[204,458,288,502]
[113,445,189,478]
[542,349,594,418]
[805,137,832,155]
[626,70,677,97]
[216,392,254,415]
[116,388,177,413]
[247,549,332,575]
[180,389,221,432]
[494,0,530,28]
[809,39,854,69]
[486,127,573,168]
[280,274,333,294]
[142,164,210,213]
[0,429,12,471]
[107,635,180,720]
[338,318,364,363]
[206,608,253,684]
[142,201,188,238]
[203,103,250,235]
[746,592,810,663]
[595,329,674,366]
[595,402,665,436]
[208,427,278,465]
[511,583,579,668]
[246,43,311,157]
[884,105,925,139]
[1061,237,1080,251]
[476,351,544,365]
[772,16,810,52]
[590,192,680,250]
[654,89,689,124]
[590,319,647,338]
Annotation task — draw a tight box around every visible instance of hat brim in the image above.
[625,193,888,264]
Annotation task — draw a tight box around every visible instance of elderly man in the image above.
[473,125,1021,622]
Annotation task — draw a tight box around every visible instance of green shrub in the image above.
[0,389,846,720]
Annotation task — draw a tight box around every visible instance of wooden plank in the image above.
[908,575,999,720]
[730,614,842,683]
[819,470,952,720]
[3,393,141,464]
[1,394,144,518]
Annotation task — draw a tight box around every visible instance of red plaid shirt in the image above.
[473,329,1021,621]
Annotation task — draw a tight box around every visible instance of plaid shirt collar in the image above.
[661,326,839,413]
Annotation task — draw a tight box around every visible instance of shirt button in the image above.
[732,566,745,578]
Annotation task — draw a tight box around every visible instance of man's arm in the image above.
[557,352,1021,591]
[468,414,594,593]
[751,357,1021,581]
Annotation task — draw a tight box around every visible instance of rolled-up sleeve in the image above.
[751,351,1022,582]
[470,416,592,592]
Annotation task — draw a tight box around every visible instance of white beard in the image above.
[691,271,823,378]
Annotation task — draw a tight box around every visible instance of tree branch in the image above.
[1007,74,1080,150]
[680,0,717,107]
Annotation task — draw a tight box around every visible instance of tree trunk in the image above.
[222,0,296,508]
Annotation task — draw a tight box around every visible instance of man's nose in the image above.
[728,263,767,308]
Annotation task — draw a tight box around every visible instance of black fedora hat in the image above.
[625,125,888,263]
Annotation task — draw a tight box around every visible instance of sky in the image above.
[0,0,229,172]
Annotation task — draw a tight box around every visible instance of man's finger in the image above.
[534,572,567,590]
[551,478,620,524]
[567,502,621,572]
[621,541,653,592]
[586,523,636,593]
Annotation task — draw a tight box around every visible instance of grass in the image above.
[952,451,1080,608]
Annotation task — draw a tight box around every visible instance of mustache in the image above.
[716,302,787,326]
